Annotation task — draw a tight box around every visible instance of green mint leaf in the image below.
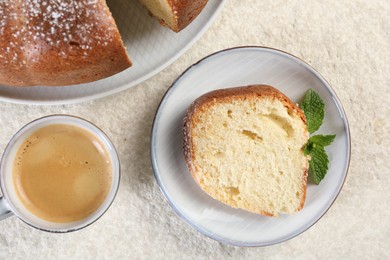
[301,89,325,134]
[308,134,336,147]
[308,144,329,184]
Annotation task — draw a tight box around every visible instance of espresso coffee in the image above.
[12,124,112,223]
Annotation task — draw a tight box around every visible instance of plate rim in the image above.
[0,0,227,106]
[150,46,351,247]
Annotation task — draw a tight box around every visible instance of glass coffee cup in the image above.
[0,115,120,232]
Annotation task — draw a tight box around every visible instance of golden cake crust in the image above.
[0,0,131,87]
[167,0,209,32]
[141,0,209,32]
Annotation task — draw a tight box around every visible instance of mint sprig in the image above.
[301,90,335,184]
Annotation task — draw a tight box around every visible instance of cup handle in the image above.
[0,196,13,220]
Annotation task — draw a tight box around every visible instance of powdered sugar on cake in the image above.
[0,0,116,66]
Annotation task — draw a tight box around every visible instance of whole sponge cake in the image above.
[0,0,131,87]
[183,85,310,216]
[138,0,209,32]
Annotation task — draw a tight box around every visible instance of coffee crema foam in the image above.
[12,124,112,223]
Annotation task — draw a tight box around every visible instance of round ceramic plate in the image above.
[0,0,225,105]
[151,46,351,246]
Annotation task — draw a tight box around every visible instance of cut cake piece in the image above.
[183,85,310,216]
[138,0,209,32]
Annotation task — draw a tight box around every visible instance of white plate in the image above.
[151,47,351,246]
[0,0,226,105]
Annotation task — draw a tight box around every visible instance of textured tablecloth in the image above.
[0,0,389,258]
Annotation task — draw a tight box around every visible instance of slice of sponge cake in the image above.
[183,85,310,216]
[138,0,209,32]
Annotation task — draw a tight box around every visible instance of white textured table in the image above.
[0,0,389,258]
